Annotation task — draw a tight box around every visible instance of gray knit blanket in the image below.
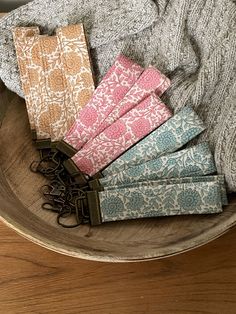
[0,0,235,191]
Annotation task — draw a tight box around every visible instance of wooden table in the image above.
[1,11,236,314]
[1,221,236,313]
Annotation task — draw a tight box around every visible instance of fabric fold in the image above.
[93,175,228,206]
[101,143,216,186]
[98,181,223,222]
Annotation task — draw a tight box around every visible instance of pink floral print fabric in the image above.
[94,66,170,136]
[71,93,172,176]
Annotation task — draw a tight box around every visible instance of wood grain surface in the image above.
[1,220,236,314]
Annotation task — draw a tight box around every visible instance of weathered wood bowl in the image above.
[0,83,236,262]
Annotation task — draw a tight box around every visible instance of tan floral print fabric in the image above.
[31,36,52,139]
[56,24,95,128]
[38,36,68,141]
[13,24,95,141]
[12,27,40,132]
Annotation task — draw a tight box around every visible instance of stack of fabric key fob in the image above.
[13,24,228,228]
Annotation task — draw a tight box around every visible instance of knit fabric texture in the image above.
[0,0,235,191]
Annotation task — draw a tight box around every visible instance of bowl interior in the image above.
[0,86,236,262]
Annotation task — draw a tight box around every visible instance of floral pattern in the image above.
[203,186,222,206]
[137,67,169,90]
[40,37,58,54]
[99,196,124,217]
[12,27,40,132]
[64,54,144,150]
[37,35,67,141]
[102,106,206,176]
[177,189,201,210]
[30,39,42,66]
[63,52,82,75]
[27,68,40,87]
[126,192,145,210]
[79,107,98,127]
[104,120,127,140]
[131,119,151,138]
[100,143,216,186]
[93,66,170,137]
[113,86,131,103]
[155,131,177,150]
[99,181,223,222]
[13,24,94,141]
[126,163,146,177]
[54,24,95,141]
[72,93,172,176]
[48,69,65,92]
[102,175,228,206]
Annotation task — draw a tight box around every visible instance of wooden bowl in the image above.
[0,83,236,262]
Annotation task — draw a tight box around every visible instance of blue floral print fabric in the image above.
[101,175,228,205]
[100,143,216,187]
[99,181,223,222]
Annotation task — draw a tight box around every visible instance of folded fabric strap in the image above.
[90,175,228,205]
[100,143,216,186]
[65,93,172,177]
[86,181,223,225]
[38,25,95,142]
[93,66,170,138]
[37,35,67,141]
[56,24,95,129]
[62,54,144,152]
[102,106,206,176]
[12,27,41,136]
[13,24,94,142]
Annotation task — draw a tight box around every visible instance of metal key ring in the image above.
[42,202,63,213]
[30,160,41,173]
[57,205,82,228]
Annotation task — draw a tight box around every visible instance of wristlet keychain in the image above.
[55,180,223,227]
[37,35,67,143]
[89,175,228,205]
[102,106,206,176]
[99,143,216,187]
[89,180,223,224]
[36,24,95,149]
[56,24,95,128]
[13,24,95,150]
